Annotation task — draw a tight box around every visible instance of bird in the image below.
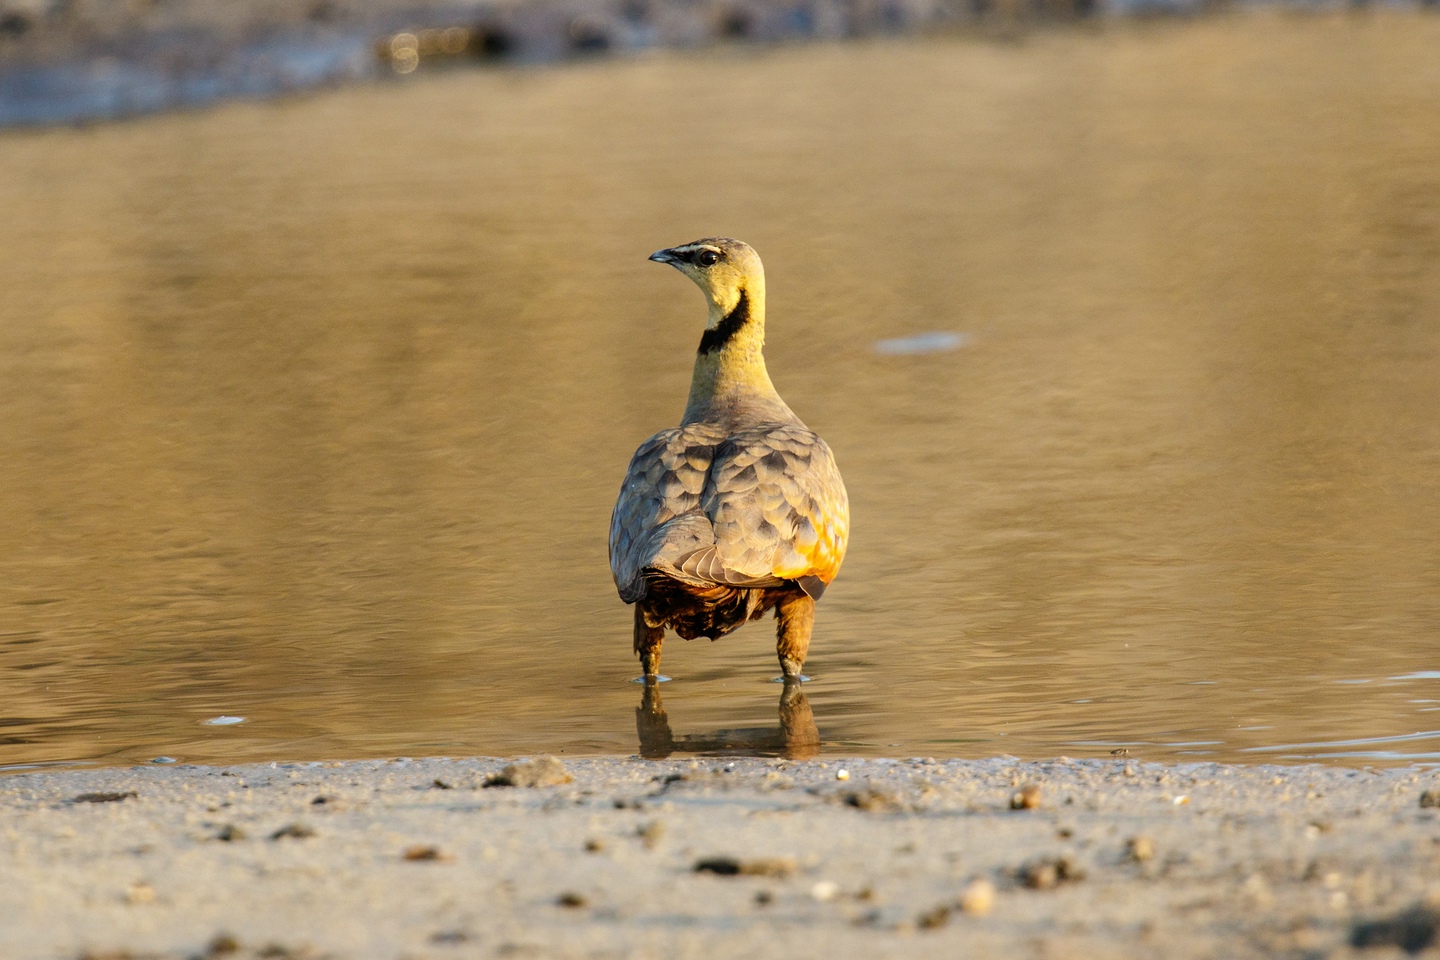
[609,238,849,680]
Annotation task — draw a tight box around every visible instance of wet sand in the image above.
[4,756,1438,959]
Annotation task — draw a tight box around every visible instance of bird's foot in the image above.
[630,674,673,684]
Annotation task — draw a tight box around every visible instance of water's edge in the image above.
[4,0,1428,127]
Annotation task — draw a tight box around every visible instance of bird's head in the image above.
[649,237,764,323]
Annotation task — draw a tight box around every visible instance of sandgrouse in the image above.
[609,238,849,679]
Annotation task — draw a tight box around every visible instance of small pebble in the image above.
[810,880,840,902]
[748,857,799,878]
[835,769,849,781]
[402,845,449,862]
[215,825,246,842]
[1023,862,1058,890]
[269,823,315,841]
[843,789,898,812]
[637,820,665,848]
[916,904,951,929]
[694,857,743,876]
[1351,902,1440,951]
[205,934,241,956]
[1010,784,1041,810]
[1127,836,1156,862]
[483,756,571,788]
[695,856,796,878]
[71,792,137,804]
[556,892,588,908]
[125,881,155,905]
[1420,790,1440,809]
[960,878,996,915]
[1022,856,1084,889]
[584,838,606,853]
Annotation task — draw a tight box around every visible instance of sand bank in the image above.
[3,756,1439,958]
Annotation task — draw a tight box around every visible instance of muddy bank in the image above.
[2,0,1316,126]
[0,0,983,125]
[3,755,1439,958]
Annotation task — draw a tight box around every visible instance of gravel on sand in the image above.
[3,756,1439,959]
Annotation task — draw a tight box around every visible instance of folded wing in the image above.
[609,424,725,602]
[696,424,848,598]
[609,421,849,603]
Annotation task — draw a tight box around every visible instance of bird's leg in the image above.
[634,603,665,678]
[775,592,814,679]
[636,678,675,759]
[778,677,819,759]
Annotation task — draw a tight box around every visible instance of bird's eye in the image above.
[697,250,720,267]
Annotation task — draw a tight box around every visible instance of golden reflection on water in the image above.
[2,12,1440,769]
[637,680,821,761]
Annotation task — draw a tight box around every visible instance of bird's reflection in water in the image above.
[636,679,820,760]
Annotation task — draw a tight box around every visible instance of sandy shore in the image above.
[2,756,1439,959]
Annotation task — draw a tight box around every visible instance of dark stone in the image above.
[1351,905,1439,954]
[694,856,743,875]
[70,791,137,804]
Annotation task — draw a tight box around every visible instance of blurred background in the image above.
[1,0,1439,770]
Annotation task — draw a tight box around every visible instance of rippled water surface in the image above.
[3,12,1440,769]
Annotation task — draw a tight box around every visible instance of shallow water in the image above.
[3,12,1440,770]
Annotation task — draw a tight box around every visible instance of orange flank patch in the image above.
[773,506,848,585]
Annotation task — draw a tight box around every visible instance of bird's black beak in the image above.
[649,248,681,266]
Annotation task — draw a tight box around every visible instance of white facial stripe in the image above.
[675,245,722,262]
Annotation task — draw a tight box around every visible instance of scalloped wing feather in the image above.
[609,424,727,601]
[611,422,849,601]
[702,424,849,590]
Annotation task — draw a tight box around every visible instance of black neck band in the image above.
[697,289,749,354]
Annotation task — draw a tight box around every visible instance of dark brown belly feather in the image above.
[641,572,802,641]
